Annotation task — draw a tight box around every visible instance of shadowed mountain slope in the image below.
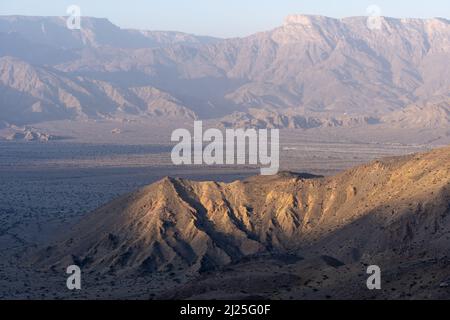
[36,147,450,278]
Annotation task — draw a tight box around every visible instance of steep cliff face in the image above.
[35,147,450,276]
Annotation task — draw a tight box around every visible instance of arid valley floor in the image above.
[1,121,449,299]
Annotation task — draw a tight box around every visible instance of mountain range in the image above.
[0,15,449,128]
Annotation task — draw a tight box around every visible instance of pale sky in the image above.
[1,0,449,38]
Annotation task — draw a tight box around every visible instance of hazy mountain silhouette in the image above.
[0,15,449,127]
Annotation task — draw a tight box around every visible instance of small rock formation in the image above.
[5,129,62,142]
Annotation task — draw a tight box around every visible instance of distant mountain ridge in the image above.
[0,15,449,127]
[0,16,219,49]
